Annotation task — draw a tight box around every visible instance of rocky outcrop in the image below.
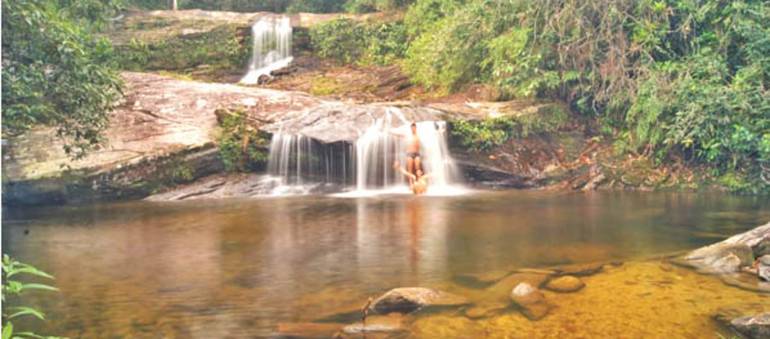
[368,287,470,314]
[510,282,551,320]
[0,72,459,205]
[682,222,770,273]
[715,310,770,339]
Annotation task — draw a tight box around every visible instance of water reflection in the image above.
[2,191,769,337]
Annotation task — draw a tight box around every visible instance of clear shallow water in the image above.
[3,191,769,337]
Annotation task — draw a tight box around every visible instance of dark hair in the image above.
[411,122,417,127]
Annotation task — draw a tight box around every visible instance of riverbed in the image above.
[3,191,769,337]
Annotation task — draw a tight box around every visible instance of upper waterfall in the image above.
[240,16,293,85]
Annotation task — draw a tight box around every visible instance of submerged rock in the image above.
[342,314,407,334]
[454,270,511,288]
[554,262,604,276]
[487,272,552,296]
[369,287,470,314]
[463,302,509,319]
[510,283,551,320]
[275,322,343,338]
[544,275,585,293]
[719,272,770,294]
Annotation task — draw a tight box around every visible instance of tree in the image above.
[1,0,124,158]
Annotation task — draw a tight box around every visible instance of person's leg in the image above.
[414,156,422,177]
[406,156,415,185]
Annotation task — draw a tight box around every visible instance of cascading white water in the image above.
[264,108,462,195]
[266,133,353,187]
[354,108,459,192]
[240,16,293,85]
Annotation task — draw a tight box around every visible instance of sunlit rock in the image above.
[544,275,585,293]
[510,282,551,320]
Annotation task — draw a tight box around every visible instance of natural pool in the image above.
[3,191,769,338]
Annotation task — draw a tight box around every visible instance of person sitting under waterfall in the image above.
[390,122,422,186]
[394,161,432,195]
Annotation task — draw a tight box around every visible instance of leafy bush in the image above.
[310,18,367,64]
[2,0,123,158]
[310,18,406,65]
[450,105,570,151]
[216,109,270,172]
[402,0,521,92]
[116,25,249,77]
[2,255,59,339]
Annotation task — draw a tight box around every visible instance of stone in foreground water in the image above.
[510,282,551,320]
[545,275,586,292]
[370,287,470,314]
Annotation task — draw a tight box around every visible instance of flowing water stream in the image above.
[240,15,293,85]
[264,108,463,196]
[3,191,768,337]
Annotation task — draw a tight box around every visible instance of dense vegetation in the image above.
[126,0,410,13]
[2,0,124,158]
[311,0,770,192]
[116,23,250,80]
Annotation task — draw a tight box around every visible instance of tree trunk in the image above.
[171,0,177,10]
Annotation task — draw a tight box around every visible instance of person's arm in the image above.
[393,162,416,180]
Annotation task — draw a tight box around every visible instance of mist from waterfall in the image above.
[264,108,463,196]
[240,16,293,85]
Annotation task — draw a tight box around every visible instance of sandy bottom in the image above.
[409,261,767,338]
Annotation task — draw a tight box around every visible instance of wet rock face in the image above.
[510,282,551,320]
[369,287,470,314]
[544,276,585,293]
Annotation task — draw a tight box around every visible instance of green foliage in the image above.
[345,0,411,13]
[450,105,569,151]
[402,0,521,92]
[309,18,406,65]
[310,19,367,64]
[2,0,124,158]
[2,255,60,339]
[394,0,769,192]
[116,25,249,78]
[217,109,269,172]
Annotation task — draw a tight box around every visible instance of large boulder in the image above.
[510,283,551,320]
[369,287,470,314]
[682,223,770,274]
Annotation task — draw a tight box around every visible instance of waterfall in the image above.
[264,108,462,195]
[240,16,293,85]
